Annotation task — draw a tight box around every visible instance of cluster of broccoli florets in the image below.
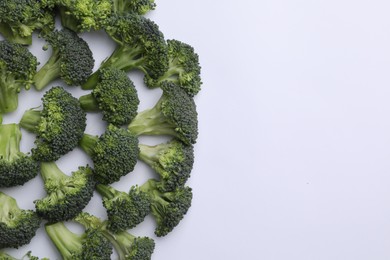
[0,0,201,259]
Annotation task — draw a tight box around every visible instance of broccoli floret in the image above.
[34,162,95,222]
[0,192,41,249]
[112,0,156,15]
[79,124,139,184]
[0,0,55,45]
[82,14,168,90]
[0,40,37,114]
[19,86,87,161]
[79,67,140,126]
[57,0,112,32]
[145,39,202,96]
[138,139,194,192]
[140,179,192,237]
[0,123,39,187]
[128,82,198,145]
[75,212,155,260]
[96,184,151,232]
[45,221,112,260]
[33,29,94,91]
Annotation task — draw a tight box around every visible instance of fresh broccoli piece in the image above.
[0,0,55,45]
[145,39,202,97]
[140,179,193,237]
[79,124,139,184]
[45,221,112,260]
[0,40,38,114]
[79,67,140,126]
[96,184,151,232]
[82,14,168,90]
[0,192,41,249]
[128,82,198,145]
[75,212,155,260]
[0,123,39,187]
[19,86,87,162]
[33,29,94,91]
[57,0,112,32]
[112,0,156,15]
[138,139,194,192]
[34,162,95,222]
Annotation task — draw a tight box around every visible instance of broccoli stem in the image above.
[0,192,21,222]
[79,134,99,157]
[0,124,22,162]
[45,222,81,259]
[79,93,100,111]
[0,73,19,113]
[40,162,67,183]
[138,144,163,166]
[0,23,32,45]
[33,50,62,91]
[19,109,42,133]
[96,184,118,200]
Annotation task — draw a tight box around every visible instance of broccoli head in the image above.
[45,221,112,260]
[0,192,41,249]
[128,82,198,145]
[79,67,140,126]
[138,139,194,192]
[145,39,202,96]
[0,123,39,187]
[82,13,168,90]
[33,29,94,91]
[34,162,95,222]
[96,184,151,233]
[19,86,87,161]
[0,0,55,45]
[79,124,139,184]
[0,40,37,114]
[112,0,156,15]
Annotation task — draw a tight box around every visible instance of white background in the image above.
[3,0,390,259]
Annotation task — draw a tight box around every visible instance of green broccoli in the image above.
[19,86,87,162]
[75,212,155,260]
[144,39,202,96]
[0,40,37,114]
[0,0,55,45]
[112,0,156,15]
[0,192,41,249]
[96,184,151,232]
[33,29,94,91]
[79,67,140,126]
[0,123,39,187]
[79,124,139,184]
[57,0,112,32]
[0,251,47,260]
[128,82,198,145]
[82,14,168,90]
[34,162,95,222]
[138,139,194,192]
[45,221,112,260]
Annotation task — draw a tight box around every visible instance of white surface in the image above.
[3,0,390,259]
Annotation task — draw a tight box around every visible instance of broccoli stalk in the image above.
[0,192,41,249]
[0,123,39,187]
[45,222,112,259]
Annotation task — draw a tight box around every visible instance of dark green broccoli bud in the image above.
[0,0,55,45]
[113,0,156,15]
[79,67,140,126]
[34,162,95,223]
[0,123,39,187]
[140,179,192,237]
[75,212,155,260]
[19,86,87,161]
[57,0,112,32]
[145,39,202,96]
[96,184,151,232]
[79,124,139,184]
[82,14,168,90]
[45,221,112,260]
[138,139,194,192]
[128,82,198,145]
[33,29,94,91]
[0,192,41,249]
[0,40,37,113]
